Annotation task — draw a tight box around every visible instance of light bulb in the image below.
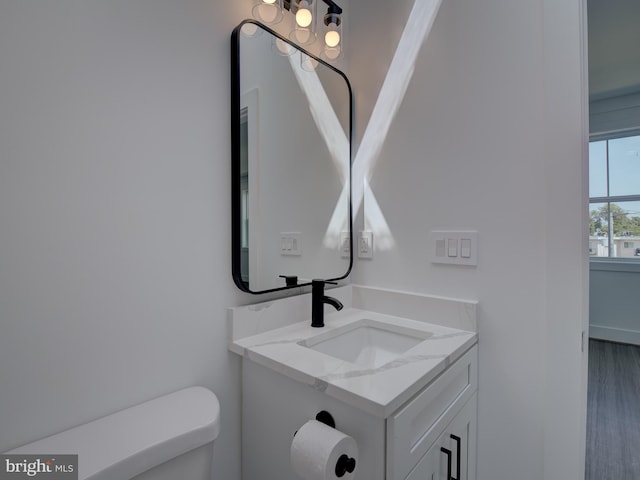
[325,29,340,48]
[296,8,313,27]
[263,0,276,3]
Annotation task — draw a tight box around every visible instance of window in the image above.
[589,134,640,259]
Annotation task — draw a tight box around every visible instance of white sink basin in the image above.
[301,320,432,369]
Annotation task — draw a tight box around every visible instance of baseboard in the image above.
[589,324,640,346]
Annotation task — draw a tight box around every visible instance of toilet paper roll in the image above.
[291,420,358,480]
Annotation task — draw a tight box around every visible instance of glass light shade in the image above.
[300,53,319,72]
[289,0,316,46]
[252,0,283,25]
[272,37,295,56]
[322,45,341,61]
[290,26,316,45]
[240,23,261,37]
[321,11,342,60]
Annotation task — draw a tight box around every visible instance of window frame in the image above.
[589,133,640,262]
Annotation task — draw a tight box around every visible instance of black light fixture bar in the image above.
[322,0,342,15]
[283,0,342,14]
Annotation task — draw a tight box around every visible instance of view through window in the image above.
[589,134,640,258]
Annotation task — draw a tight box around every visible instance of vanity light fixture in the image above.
[251,0,344,60]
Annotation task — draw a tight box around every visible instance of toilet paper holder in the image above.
[314,410,336,429]
[294,410,357,478]
[334,454,356,477]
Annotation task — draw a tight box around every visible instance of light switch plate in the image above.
[460,238,472,258]
[280,232,302,256]
[430,230,478,266]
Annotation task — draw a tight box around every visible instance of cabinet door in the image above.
[404,394,477,480]
[404,434,442,480]
[387,347,478,480]
[436,394,477,480]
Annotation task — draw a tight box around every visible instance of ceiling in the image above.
[588,0,640,100]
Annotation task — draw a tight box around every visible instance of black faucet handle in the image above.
[279,275,298,286]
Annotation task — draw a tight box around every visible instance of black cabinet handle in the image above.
[450,434,461,480]
[440,447,452,480]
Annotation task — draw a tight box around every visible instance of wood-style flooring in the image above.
[586,339,640,480]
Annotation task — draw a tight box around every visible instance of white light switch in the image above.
[461,238,472,258]
[447,238,458,257]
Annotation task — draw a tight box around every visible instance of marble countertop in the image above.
[229,307,477,418]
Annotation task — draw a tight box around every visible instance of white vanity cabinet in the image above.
[241,344,477,480]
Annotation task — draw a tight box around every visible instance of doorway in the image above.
[585,0,640,477]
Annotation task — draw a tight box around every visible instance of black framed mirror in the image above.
[231,20,352,294]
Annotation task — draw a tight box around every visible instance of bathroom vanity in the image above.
[229,285,478,480]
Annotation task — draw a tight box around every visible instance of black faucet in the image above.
[311,279,344,328]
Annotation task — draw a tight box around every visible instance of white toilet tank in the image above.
[6,387,220,480]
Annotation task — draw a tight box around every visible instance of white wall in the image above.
[347,0,588,479]
[590,263,640,345]
[0,2,255,479]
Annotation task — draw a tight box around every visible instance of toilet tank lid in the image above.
[7,386,220,480]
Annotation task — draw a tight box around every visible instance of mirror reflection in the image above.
[231,20,352,294]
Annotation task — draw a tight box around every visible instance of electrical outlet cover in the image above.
[340,232,351,258]
[358,231,373,259]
